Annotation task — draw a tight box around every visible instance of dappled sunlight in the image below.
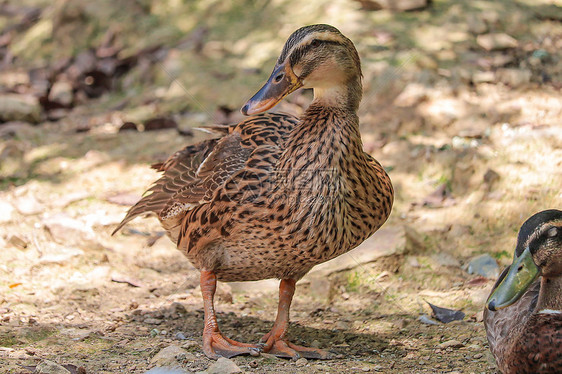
[1,0,561,372]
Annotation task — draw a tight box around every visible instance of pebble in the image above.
[34,360,72,374]
[439,339,464,349]
[151,345,195,368]
[207,357,242,374]
[473,353,483,359]
[48,80,74,106]
[175,332,186,340]
[295,357,308,367]
[467,254,499,278]
[0,94,41,123]
[476,33,518,51]
[418,314,439,325]
[145,318,164,325]
[0,200,15,223]
[181,340,200,350]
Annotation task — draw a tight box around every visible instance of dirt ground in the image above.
[1,0,561,373]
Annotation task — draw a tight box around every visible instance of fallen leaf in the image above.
[427,302,465,323]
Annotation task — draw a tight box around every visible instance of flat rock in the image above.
[206,357,242,374]
[151,345,195,368]
[466,254,499,278]
[0,94,41,123]
[14,194,44,215]
[34,360,72,374]
[476,33,518,51]
[43,213,100,249]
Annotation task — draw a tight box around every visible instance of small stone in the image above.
[146,318,163,325]
[473,353,483,359]
[467,254,499,278]
[496,68,532,88]
[207,357,242,374]
[151,345,195,368]
[34,360,72,374]
[175,332,186,340]
[48,81,74,106]
[476,33,518,51]
[472,71,495,84]
[150,329,159,337]
[0,94,41,123]
[439,339,464,349]
[295,357,308,367]
[418,314,439,325]
[14,194,44,215]
[180,340,200,350]
[0,200,15,223]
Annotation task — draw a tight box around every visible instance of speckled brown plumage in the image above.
[114,24,393,360]
[484,210,562,374]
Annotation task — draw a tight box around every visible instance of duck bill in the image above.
[486,247,539,311]
[241,63,302,116]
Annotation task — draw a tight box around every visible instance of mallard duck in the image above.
[114,24,393,360]
[484,209,562,374]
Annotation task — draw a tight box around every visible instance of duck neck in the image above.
[278,98,364,173]
[536,276,562,312]
[311,76,362,112]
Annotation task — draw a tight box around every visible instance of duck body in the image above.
[115,24,393,359]
[484,209,562,374]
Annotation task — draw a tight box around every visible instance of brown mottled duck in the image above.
[484,209,562,373]
[114,24,393,360]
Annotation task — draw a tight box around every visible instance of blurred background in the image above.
[1,0,561,373]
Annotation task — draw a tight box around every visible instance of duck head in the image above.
[487,209,562,311]
[241,24,362,116]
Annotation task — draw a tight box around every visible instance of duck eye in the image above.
[310,39,321,47]
[274,73,285,83]
[547,227,558,238]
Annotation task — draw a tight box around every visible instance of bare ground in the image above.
[1,0,561,373]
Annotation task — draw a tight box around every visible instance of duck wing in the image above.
[112,113,298,239]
